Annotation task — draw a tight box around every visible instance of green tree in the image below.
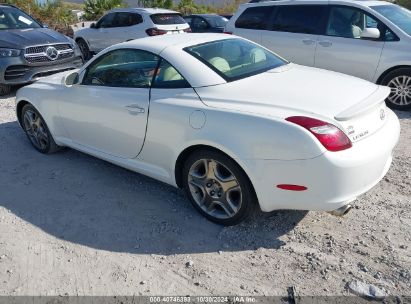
[137,0,173,8]
[83,0,124,20]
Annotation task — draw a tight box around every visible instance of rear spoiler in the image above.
[334,86,390,121]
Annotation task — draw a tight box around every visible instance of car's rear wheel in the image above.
[21,104,62,154]
[0,84,11,96]
[182,149,257,226]
[381,68,411,111]
[76,38,91,61]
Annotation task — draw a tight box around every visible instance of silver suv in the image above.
[74,8,190,60]
[0,4,83,95]
[226,0,411,110]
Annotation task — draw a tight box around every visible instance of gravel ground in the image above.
[0,91,410,298]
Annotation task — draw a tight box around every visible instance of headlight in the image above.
[67,38,79,50]
[0,48,21,58]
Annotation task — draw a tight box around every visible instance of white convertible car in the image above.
[15,34,400,225]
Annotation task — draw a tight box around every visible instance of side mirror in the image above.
[64,71,80,86]
[90,22,96,29]
[361,28,380,39]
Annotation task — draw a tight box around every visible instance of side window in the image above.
[115,12,143,27]
[153,60,190,89]
[235,6,274,30]
[326,6,365,38]
[272,5,326,34]
[82,49,160,88]
[326,6,393,40]
[193,17,209,29]
[96,13,116,28]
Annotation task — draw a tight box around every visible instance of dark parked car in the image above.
[183,14,229,33]
[0,4,83,95]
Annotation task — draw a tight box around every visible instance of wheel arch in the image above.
[376,65,411,84]
[174,144,257,198]
[16,99,30,127]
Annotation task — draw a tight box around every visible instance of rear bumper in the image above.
[244,108,400,212]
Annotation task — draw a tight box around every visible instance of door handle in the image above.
[125,104,145,115]
[302,39,315,45]
[319,41,332,47]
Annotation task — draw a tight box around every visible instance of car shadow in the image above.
[0,120,307,255]
[394,109,411,120]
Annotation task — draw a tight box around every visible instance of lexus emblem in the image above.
[45,46,59,61]
[380,109,386,121]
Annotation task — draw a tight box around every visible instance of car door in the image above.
[315,5,385,81]
[88,12,117,51]
[261,5,327,67]
[58,49,160,159]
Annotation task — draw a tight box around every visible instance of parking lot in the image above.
[0,91,410,297]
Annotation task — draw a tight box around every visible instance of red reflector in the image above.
[277,184,307,191]
[223,31,233,35]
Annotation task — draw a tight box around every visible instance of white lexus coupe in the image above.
[15,34,400,225]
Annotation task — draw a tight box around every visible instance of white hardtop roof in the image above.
[242,0,394,7]
[118,33,231,54]
[109,7,180,15]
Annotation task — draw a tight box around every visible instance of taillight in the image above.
[184,28,192,33]
[286,116,352,152]
[224,31,233,34]
[146,28,168,36]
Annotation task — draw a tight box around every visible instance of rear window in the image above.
[184,38,287,82]
[272,5,326,34]
[150,13,186,25]
[235,6,274,30]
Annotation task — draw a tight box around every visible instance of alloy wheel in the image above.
[23,109,49,151]
[387,75,411,107]
[188,159,242,219]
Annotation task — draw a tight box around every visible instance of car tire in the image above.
[76,38,91,61]
[21,104,62,154]
[381,68,411,111]
[0,84,11,96]
[182,149,257,226]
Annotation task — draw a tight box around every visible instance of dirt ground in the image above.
[0,91,410,298]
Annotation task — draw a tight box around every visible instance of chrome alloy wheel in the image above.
[387,75,411,106]
[23,109,49,150]
[188,159,242,219]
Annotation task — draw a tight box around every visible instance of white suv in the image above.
[225,0,411,110]
[74,8,190,60]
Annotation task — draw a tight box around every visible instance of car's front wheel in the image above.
[76,38,91,61]
[381,68,411,111]
[182,149,257,226]
[21,104,62,154]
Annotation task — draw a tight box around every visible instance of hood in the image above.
[0,28,70,49]
[196,64,388,122]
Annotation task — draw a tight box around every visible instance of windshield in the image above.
[205,16,228,27]
[184,38,287,82]
[371,4,411,35]
[0,7,41,30]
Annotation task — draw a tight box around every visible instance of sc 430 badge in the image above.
[352,130,369,141]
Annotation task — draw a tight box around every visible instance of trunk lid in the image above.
[196,64,390,143]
